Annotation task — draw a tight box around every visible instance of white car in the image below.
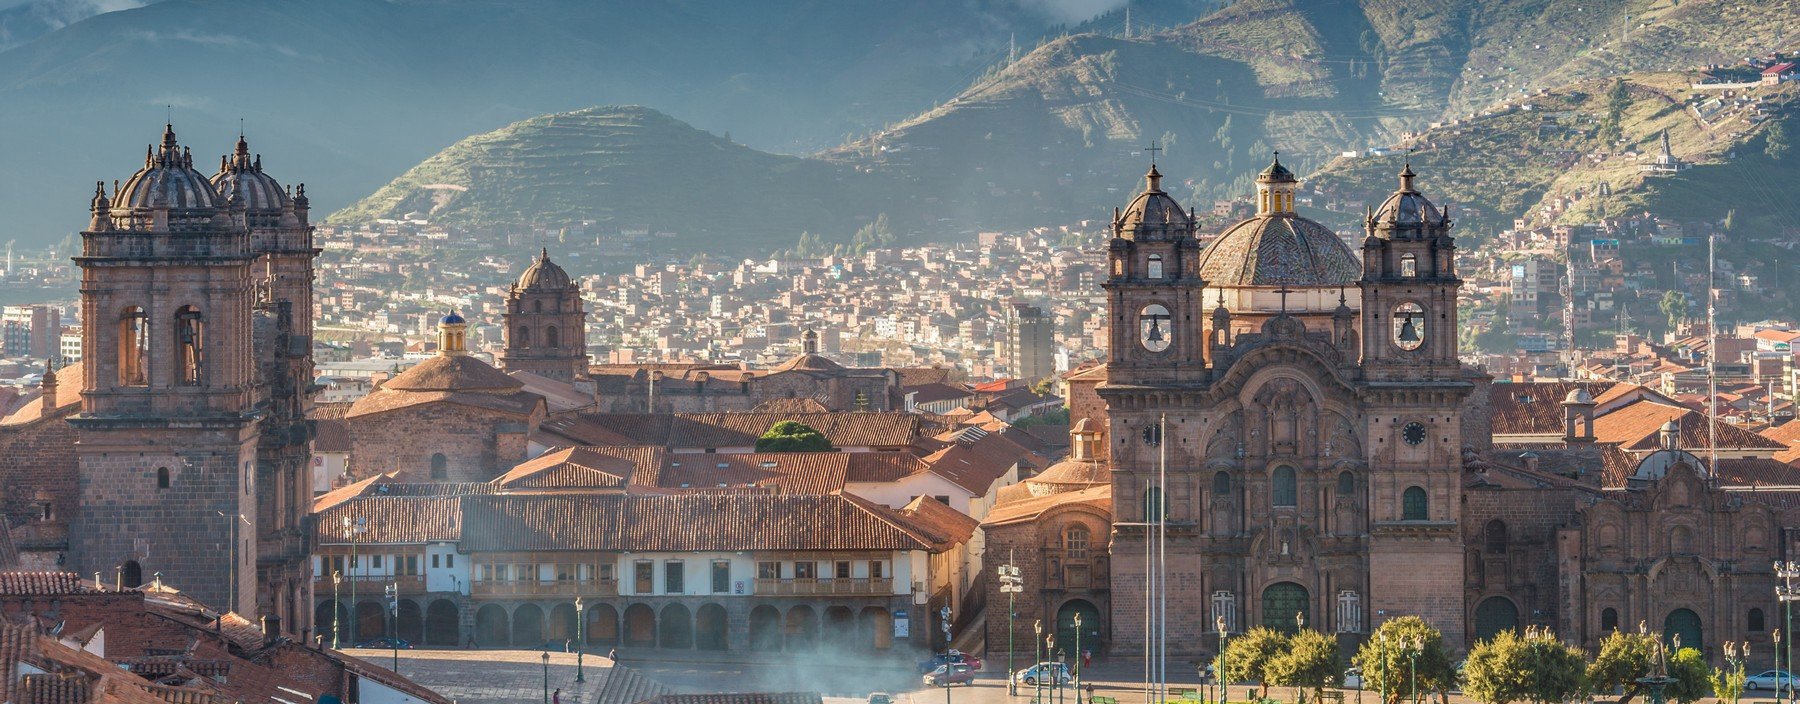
[1013,662,1072,686]
[1745,670,1795,692]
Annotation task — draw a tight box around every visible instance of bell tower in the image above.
[1359,163,1460,377]
[500,249,588,381]
[1102,164,1206,385]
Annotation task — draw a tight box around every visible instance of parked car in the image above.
[917,650,982,673]
[866,693,894,704]
[924,664,978,686]
[352,637,412,649]
[1745,670,1796,692]
[1343,668,1363,690]
[1013,662,1072,686]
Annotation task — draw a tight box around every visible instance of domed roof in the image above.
[115,125,223,211]
[517,249,571,290]
[772,353,845,373]
[209,135,291,213]
[1258,153,1296,182]
[1197,213,1360,287]
[440,310,466,325]
[1031,457,1109,486]
[380,355,523,393]
[1564,388,1595,405]
[1114,165,1193,239]
[1371,164,1448,227]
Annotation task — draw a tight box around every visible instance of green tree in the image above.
[754,421,834,452]
[1218,627,1290,700]
[1352,617,1457,704]
[1267,629,1342,703]
[1766,118,1790,162]
[1667,648,1711,704]
[1659,290,1688,331]
[1587,629,1657,703]
[1464,629,1586,704]
[1710,641,1750,704]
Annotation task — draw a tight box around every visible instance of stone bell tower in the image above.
[499,249,588,381]
[1101,164,1206,386]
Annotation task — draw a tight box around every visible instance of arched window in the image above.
[533,300,543,314]
[118,306,149,386]
[1749,608,1766,632]
[1272,466,1297,507]
[1400,253,1418,277]
[1601,608,1619,633]
[1146,254,1164,280]
[546,325,560,349]
[155,467,170,489]
[1485,519,1508,554]
[515,325,531,348]
[175,306,204,385]
[1336,471,1354,495]
[430,453,448,480]
[1063,526,1090,559]
[1143,487,1165,522]
[1402,486,1428,520]
[1213,471,1231,495]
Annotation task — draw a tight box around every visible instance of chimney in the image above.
[1520,451,1540,473]
[260,614,281,644]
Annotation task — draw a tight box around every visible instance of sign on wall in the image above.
[894,609,909,638]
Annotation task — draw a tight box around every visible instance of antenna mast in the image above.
[1707,232,1717,477]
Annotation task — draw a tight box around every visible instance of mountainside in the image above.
[0,0,149,51]
[0,0,1079,243]
[331,106,890,251]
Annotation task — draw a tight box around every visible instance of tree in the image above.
[1666,648,1711,704]
[754,421,834,452]
[1352,617,1457,704]
[1710,641,1750,704]
[1587,629,1657,703]
[1766,118,1790,162]
[1218,627,1290,700]
[1660,290,1688,332]
[1268,629,1342,703]
[1463,628,1585,704]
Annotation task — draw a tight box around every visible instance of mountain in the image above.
[331,106,891,251]
[0,0,150,52]
[0,0,1091,243]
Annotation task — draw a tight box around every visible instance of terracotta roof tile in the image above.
[495,447,636,490]
[982,485,1112,527]
[653,453,848,494]
[314,496,462,545]
[0,572,94,596]
[460,493,943,553]
[541,412,926,449]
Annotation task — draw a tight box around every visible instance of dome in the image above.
[1371,164,1448,227]
[1197,213,1360,287]
[1564,388,1595,405]
[1030,457,1110,486]
[114,125,223,211]
[440,310,466,325]
[517,248,571,290]
[772,353,845,373]
[1114,165,1193,240]
[1258,154,1296,182]
[209,135,291,213]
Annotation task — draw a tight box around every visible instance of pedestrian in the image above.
[1082,649,1091,669]
[466,634,475,649]
[553,689,561,704]
[1085,684,1096,704]
[607,647,617,662]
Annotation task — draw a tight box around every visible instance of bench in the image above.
[1318,691,1345,704]
[1091,696,1118,704]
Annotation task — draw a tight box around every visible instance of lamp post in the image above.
[1776,629,1785,704]
[1055,640,1066,704]
[1778,561,1800,704]
[942,606,954,704]
[1000,560,1024,696]
[1296,612,1307,704]
[575,596,586,683]
[1377,632,1388,704]
[541,650,550,704]
[343,516,366,643]
[331,570,343,649]
[385,583,399,672]
[1074,612,1084,696]
[1407,636,1422,704]
[1035,620,1045,704]
[1216,615,1229,704]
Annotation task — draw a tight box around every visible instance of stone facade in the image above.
[499,249,589,381]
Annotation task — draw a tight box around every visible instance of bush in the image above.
[1667,648,1711,704]
[1352,617,1457,704]
[1463,628,1585,704]
[1267,629,1342,702]
[1587,629,1657,702]
[1219,627,1290,700]
[754,420,834,452]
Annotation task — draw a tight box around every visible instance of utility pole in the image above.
[999,558,1024,695]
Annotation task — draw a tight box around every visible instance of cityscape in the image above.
[0,2,1798,704]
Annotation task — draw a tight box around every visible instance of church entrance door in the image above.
[1663,608,1702,652]
[1473,597,1519,644]
[1261,583,1309,633]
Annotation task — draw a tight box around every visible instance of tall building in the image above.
[1005,302,1055,382]
[1,305,61,359]
[498,249,589,381]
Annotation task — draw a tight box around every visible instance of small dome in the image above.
[518,249,572,290]
[114,124,223,211]
[1371,163,1448,227]
[1115,165,1193,240]
[1258,154,1296,183]
[209,135,291,213]
[1564,388,1595,405]
[1197,214,1360,287]
[440,310,466,325]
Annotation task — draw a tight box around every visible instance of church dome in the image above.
[209,135,291,213]
[440,310,466,325]
[1371,164,1448,227]
[517,249,572,290]
[114,125,223,211]
[1259,156,1296,182]
[1197,213,1360,287]
[1114,165,1194,240]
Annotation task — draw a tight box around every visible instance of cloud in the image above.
[1016,0,1129,24]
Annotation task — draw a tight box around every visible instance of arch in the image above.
[623,604,656,647]
[586,603,619,645]
[547,602,578,643]
[315,600,351,645]
[1063,525,1091,559]
[425,599,459,645]
[1056,599,1102,655]
[546,326,560,349]
[1336,470,1354,496]
[118,306,148,386]
[858,606,893,650]
[355,601,386,639]
[155,467,171,489]
[1749,608,1766,632]
[1213,471,1232,496]
[1484,519,1508,554]
[429,453,448,480]
[475,604,510,646]
[511,603,544,646]
[696,603,728,651]
[1261,582,1309,633]
[1402,486,1428,520]
[1142,486,1165,521]
[750,605,782,651]
[174,305,204,385]
[1400,253,1418,277]
[396,599,423,643]
[1663,608,1702,652]
[785,605,819,651]
[1272,466,1297,507]
[659,603,693,649]
[1473,597,1520,643]
[1601,607,1619,633]
[515,325,532,348]
[823,605,856,649]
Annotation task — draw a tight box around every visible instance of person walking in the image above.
[1082,649,1092,669]
[553,689,561,704]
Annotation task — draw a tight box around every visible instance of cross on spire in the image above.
[1276,283,1296,316]
[1143,140,1162,165]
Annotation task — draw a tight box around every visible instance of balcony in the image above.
[314,574,426,594]
[472,579,619,598]
[754,577,893,596]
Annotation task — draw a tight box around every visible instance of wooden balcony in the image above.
[314,574,426,594]
[472,579,619,598]
[754,577,893,596]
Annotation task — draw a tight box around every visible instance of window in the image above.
[794,561,816,580]
[934,495,950,505]
[1273,466,1297,507]
[400,556,420,576]
[1211,591,1237,633]
[1485,519,1508,554]
[1143,486,1165,521]
[1213,471,1231,495]
[371,555,383,569]
[1064,526,1090,559]
[1402,486,1428,521]
[835,561,851,579]
[445,554,455,568]
[175,306,204,385]
[156,467,171,489]
[431,554,440,569]
[118,306,148,386]
[664,561,684,593]
[430,453,448,479]
[533,300,543,314]
[546,325,560,348]
[1336,591,1362,633]
[757,561,781,580]
[1750,608,1766,632]
[1400,253,1418,278]
[515,325,531,348]
[1601,608,1619,633]
[597,563,611,582]
[868,561,885,579]
[633,561,653,593]
[1147,254,1164,279]
[1336,471,1354,495]
[711,561,730,593]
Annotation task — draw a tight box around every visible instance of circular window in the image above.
[1392,302,1425,351]
[1403,422,1427,446]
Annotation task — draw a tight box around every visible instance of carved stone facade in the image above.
[499,249,588,381]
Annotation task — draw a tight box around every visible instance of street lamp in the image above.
[1074,612,1084,696]
[1055,639,1066,704]
[342,516,366,643]
[542,650,551,704]
[1296,612,1307,704]
[1035,620,1045,704]
[385,583,399,672]
[1377,632,1388,704]
[1216,615,1229,704]
[942,606,954,704]
[331,570,343,649]
[1407,636,1423,704]
[1777,561,1800,704]
[1000,560,1024,696]
[575,596,587,683]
